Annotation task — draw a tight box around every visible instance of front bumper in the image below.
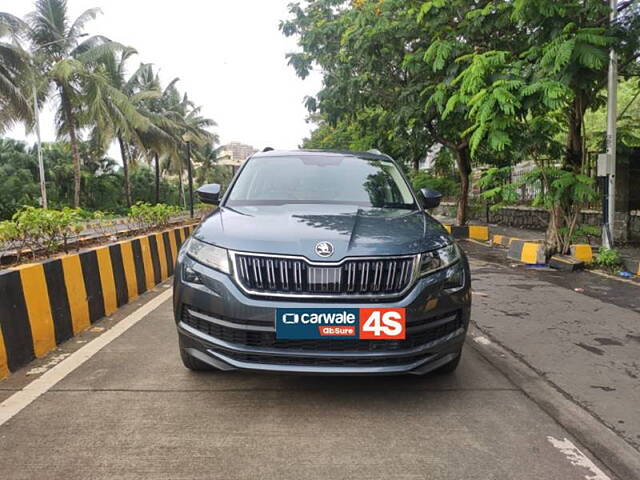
[174,254,471,375]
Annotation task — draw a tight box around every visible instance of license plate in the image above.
[275,308,406,340]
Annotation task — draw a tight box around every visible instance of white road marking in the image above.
[473,336,492,346]
[547,436,610,480]
[0,289,172,427]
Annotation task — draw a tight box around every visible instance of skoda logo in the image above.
[315,241,334,258]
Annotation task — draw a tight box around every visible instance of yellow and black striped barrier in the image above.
[491,234,525,248]
[0,224,196,380]
[507,239,546,265]
[443,224,490,242]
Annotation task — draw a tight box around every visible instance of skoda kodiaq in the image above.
[173,149,471,375]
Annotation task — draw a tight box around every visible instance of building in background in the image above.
[217,142,258,171]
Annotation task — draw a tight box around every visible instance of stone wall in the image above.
[436,202,640,241]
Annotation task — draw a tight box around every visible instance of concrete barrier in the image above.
[570,244,593,263]
[492,234,526,248]
[443,225,490,241]
[507,240,546,265]
[0,224,196,380]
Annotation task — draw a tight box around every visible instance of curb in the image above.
[444,224,490,241]
[468,326,640,480]
[507,239,546,265]
[0,223,196,381]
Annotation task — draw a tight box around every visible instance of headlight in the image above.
[186,238,230,274]
[419,243,460,276]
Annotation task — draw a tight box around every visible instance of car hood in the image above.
[194,204,451,261]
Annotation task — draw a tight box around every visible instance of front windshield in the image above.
[225,155,416,209]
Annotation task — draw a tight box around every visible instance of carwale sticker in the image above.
[276,308,405,340]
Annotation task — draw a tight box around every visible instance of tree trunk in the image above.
[118,136,132,208]
[453,146,472,226]
[413,156,420,172]
[565,96,585,172]
[154,152,160,204]
[543,95,587,254]
[61,92,82,208]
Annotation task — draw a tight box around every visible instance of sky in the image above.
[3,0,323,154]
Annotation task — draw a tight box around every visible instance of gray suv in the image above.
[173,149,470,375]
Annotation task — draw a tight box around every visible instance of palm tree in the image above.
[131,72,217,206]
[0,13,32,132]
[25,0,131,207]
[88,49,167,206]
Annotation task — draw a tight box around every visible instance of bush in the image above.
[128,202,181,230]
[410,171,459,197]
[593,247,624,272]
[0,206,85,258]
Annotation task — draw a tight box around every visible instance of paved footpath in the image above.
[0,254,636,479]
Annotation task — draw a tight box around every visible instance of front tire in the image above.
[434,350,462,374]
[179,337,215,371]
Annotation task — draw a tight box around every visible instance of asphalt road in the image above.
[464,240,640,453]
[0,281,620,479]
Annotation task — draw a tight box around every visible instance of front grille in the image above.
[233,253,416,296]
[182,307,462,353]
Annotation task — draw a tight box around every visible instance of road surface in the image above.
[0,244,633,479]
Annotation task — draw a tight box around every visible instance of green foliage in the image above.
[477,165,598,253]
[128,202,180,230]
[476,167,519,209]
[593,247,624,272]
[5,205,85,256]
[0,139,183,220]
[1,1,217,212]
[409,171,459,197]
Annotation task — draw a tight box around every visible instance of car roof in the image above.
[250,149,394,162]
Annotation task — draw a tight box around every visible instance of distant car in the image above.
[173,149,471,375]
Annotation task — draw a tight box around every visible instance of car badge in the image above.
[315,241,335,258]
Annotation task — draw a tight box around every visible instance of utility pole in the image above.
[185,140,194,219]
[603,0,618,248]
[32,81,47,209]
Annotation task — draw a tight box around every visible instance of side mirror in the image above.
[196,184,221,204]
[420,188,442,209]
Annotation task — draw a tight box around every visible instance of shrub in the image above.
[1,206,85,258]
[128,202,181,230]
[410,171,459,197]
[593,247,624,272]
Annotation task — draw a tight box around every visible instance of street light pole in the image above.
[603,0,618,248]
[32,80,47,209]
[186,141,194,219]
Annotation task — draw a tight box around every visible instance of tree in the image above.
[445,0,640,252]
[281,0,520,225]
[0,13,32,132]
[24,0,134,207]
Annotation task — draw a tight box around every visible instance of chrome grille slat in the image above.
[234,253,416,297]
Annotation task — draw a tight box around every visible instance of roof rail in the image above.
[367,148,382,155]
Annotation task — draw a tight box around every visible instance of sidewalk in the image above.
[433,213,640,274]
